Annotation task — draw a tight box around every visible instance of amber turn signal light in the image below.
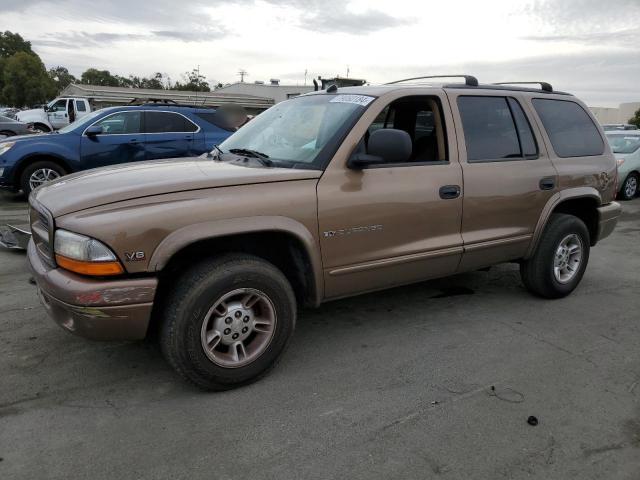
[55,254,124,276]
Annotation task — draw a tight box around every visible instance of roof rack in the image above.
[493,82,553,93]
[386,75,479,87]
[128,98,179,106]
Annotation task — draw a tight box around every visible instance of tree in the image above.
[2,52,54,107]
[80,68,120,87]
[48,66,77,92]
[629,108,640,128]
[0,31,33,58]
[172,69,210,92]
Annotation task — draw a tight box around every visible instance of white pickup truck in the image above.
[16,97,93,132]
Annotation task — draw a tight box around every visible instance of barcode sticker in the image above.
[329,94,375,107]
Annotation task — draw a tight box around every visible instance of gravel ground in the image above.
[1,190,639,480]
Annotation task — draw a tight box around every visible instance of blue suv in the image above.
[0,104,234,195]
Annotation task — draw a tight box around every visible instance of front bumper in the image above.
[28,239,158,340]
[595,201,621,243]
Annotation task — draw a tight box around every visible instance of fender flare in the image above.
[12,152,74,183]
[148,215,324,305]
[525,187,601,258]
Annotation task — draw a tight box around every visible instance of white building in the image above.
[589,102,640,125]
[216,80,314,104]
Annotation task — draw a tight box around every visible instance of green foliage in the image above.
[0,31,33,58]
[629,108,640,128]
[2,52,55,107]
[80,68,121,87]
[172,69,210,92]
[48,66,77,92]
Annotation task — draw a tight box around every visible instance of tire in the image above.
[19,160,66,196]
[0,131,15,137]
[160,254,297,391]
[520,213,590,299]
[619,173,638,201]
[31,123,51,133]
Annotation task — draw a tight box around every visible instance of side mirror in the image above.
[348,128,412,169]
[348,153,384,169]
[43,105,48,111]
[85,125,103,136]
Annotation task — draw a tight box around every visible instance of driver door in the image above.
[80,111,146,169]
[48,99,69,129]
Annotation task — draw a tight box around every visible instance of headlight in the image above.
[54,229,124,276]
[616,158,625,166]
[0,141,15,156]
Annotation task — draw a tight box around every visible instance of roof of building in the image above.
[61,84,274,110]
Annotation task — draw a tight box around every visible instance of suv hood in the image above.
[33,158,322,217]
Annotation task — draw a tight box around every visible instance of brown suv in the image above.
[27,76,621,390]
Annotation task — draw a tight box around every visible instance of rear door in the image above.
[447,91,558,270]
[80,110,146,169]
[144,111,198,160]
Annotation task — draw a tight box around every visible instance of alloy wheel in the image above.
[200,288,277,368]
[29,168,61,191]
[553,234,583,284]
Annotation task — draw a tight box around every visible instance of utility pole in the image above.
[346,65,350,78]
[238,69,248,83]
[304,69,308,86]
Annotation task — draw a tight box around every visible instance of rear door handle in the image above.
[539,177,556,191]
[439,185,461,199]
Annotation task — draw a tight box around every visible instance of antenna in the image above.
[304,69,307,86]
[346,65,350,78]
[238,69,248,83]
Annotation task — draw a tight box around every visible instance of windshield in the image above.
[606,134,640,154]
[218,93,374,168]
[58,109,104,134]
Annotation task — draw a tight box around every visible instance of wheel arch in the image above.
[149,217,324,308]
[12,154,72,185]
[526,188,601,258]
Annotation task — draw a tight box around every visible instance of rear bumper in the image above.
[28,240,158,340]
[595,201,621,243]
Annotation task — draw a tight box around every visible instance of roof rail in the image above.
[127,98,179,106]
[385,75,479,87]
[493,82,553,93]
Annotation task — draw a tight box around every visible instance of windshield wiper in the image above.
[229,148,273,167]
[207,144,224,160]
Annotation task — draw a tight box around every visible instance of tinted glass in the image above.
[76,100,87,112]
[532,99,604,157]
[146,111,197,133]
[507,98,537,157]
[195,112,232,131]
[95,111,142,134]
[458,96,520,161]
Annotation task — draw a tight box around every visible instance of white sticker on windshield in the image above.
[330,94,375,107]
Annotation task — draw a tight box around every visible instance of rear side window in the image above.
[194,112,234,131]
[532,99,604,157]
[76,100,87,112]
[458,96,538,162]
[145,111,198,133]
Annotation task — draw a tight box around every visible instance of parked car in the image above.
[0,104,235,195]
[0,116,35,138]
[606,131,640,200]
[602,124,638,131]
[16,97,94,132]
[27,76,620,390]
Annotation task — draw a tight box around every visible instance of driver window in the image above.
[49,99,67,112]
[360,96,447,164]
[94,112,142,135]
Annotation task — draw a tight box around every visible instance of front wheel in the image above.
[620,173,638,201]
[520,213,590,298]
[160,254,297,390]
[20,160,66,195]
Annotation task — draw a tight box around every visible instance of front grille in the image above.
[29,201,55,266]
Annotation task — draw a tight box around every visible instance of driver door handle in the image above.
[439,185,461,199]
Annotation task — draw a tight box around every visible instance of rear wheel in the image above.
[31,123,51,134]
[160,254,296,390]
[620,173,638,200]
[520,213,590,298]
[20,160,66,195]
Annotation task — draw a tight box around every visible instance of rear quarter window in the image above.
[532,99,604,158]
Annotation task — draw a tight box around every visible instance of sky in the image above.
[2,0,639,106]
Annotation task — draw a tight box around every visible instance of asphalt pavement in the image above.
[1,190,639,480]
